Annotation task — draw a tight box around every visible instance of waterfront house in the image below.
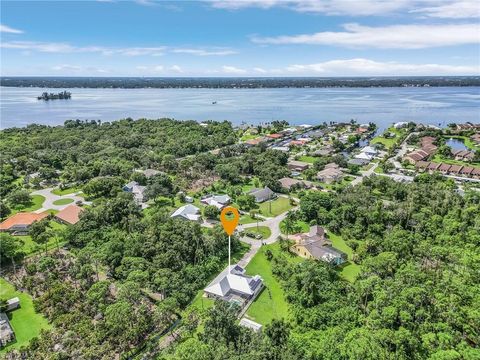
[452,150,475,162]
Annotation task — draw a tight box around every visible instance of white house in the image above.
[123,181,146,205]
[201,194,231,209]
[171,204,201,221]
[360,146,378,156]
[204,265,263,306]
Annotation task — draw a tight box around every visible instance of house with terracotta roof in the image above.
[427,162,441,172]
[452,149,475,162]
[55,204,84,225]
[448,164,463,175]
[460,166,474,176]
[266,133,283,140]
[438,163,452,174]
[471,133,480,145]
[415,161,430,171]
[404,149,430,164]
[471,168,480,179]
[0,212,49,235]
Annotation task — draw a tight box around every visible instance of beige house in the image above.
[317,164,343,184]
[290,226,346,265]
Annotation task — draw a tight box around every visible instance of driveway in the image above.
[350,162,379,186]
[31,188,90,213]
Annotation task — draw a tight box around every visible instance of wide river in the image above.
[1,86,479,130]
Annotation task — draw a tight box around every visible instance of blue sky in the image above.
[1,0,479,76]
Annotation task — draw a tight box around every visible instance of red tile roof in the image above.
[0,212,48,231]
[55,204,84,225]
[266,133,283,139]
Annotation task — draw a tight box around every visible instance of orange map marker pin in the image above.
[220,206,239,236]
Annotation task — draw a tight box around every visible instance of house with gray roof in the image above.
[204,264,263,310]
[290,225,346,265]
[201,194,231,209]
[248,187,276,203]
[123,181,146,206]
[170,204,201,222]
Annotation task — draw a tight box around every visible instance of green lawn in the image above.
[245,226,271,239]
[51,187,81,196]
[245,243,303,325]
[17,221,66,255]
[241,178,261,193]
[298,155,317,164]
[370,127,405,150]
[0,278,50,353]
[10,195,45,215]
[258,197,293,217]
[52,198,74,206]
[241,134,261,141]
[432,154,480,167]
[328,232,361,282]
[239,214,260,225]
[279,219,309,235]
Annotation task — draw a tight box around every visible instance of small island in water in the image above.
[37,91,72,101]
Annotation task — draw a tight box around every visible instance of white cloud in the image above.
[153,65,164,72]
[170,65,184,73]
[252,23,480,49]
[220,65,248,74]
[253,67,268,74]
[0,24,24,34]
[283,58,479,76]
[1,41,237,57]
[172,48,237,56]
[209,0,479,18]
[51,64,108,74]
[411,1,480,18]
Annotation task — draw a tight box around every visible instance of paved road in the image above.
[350,162,379,186]
[31,188,90,213]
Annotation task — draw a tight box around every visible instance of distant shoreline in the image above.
[1,76,479,89]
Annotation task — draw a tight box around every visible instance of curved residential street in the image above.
[31,188,90,213]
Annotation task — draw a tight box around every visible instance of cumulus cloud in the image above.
[283,58,479,76]
[220,65,248,74]
[208,0,479,18]
[0,24,24,34]
[252,23,480,49]
[170,65,184,73]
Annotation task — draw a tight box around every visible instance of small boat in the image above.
[212,101,217,104]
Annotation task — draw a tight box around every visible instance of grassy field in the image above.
[0,278,50,353]
[51,187,81,196]
[244,243,303,325]
[432,154,480,167]
[298,155,317,164]
[52,198,74,206]
[279,220,309,235]
[10,195,45,215]
[328,232,361,282]
[258,197,293,217]
[239,214,259,225]
[370,127,405,150]
[241,134,261,141]
[245,226,271,239]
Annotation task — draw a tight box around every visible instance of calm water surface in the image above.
[1,86,479,130]
[445,138,469,151]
